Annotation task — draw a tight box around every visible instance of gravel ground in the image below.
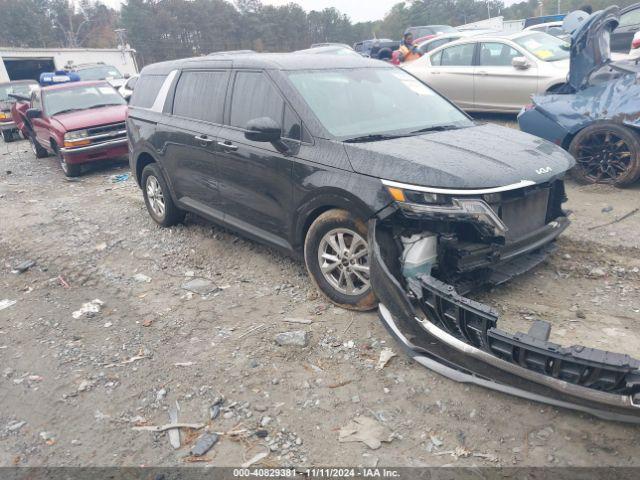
[1,120,640,467]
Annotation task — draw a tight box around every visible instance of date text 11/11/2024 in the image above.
[232,468,401,478]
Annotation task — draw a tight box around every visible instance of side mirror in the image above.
[124,73,131,79]
[26,108,42,119]
[512,56,530,69]
[245,117,281,143]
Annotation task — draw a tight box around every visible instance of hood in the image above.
[343,123,575,189]
[50,104,127,131]
[107,78,126,89]
[569,6,620,91]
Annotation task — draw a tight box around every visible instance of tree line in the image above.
[1,0,637,66]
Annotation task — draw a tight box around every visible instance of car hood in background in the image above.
[569,6,620,91]
[51,104,127,131]
[343,123,575,189]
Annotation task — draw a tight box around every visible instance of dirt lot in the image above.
[2,119,640,467]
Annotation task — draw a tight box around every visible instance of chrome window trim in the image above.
[150,70,178,112]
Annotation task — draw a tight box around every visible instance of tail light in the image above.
[523,103,535,112]
[632,32,640,49]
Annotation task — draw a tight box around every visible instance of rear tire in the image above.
[569,123,640,187]
[304,209,377,311]
[29,134,48,158]
[141,163,185,227]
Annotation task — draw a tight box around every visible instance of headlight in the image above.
[64,129,90,147]
[384,182,508,237]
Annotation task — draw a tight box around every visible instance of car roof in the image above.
[141,52,391,75]
[416,29,496,45]
[41,80,111,92]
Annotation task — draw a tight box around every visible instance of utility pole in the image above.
[558,0,561,14]
[487,1,491,20]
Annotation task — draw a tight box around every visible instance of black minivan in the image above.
[127,53,640,422]
[127,53,574,311]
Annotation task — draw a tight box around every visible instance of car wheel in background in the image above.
[2,130,14,143]
[29,134,48,158]
[304,209,377,311]
[141,163,185,227]
[569,123,640,187]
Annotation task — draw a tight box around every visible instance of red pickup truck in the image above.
[19,80,128,177]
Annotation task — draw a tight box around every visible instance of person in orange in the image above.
[397,32,422,63]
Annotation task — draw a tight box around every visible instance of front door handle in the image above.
[217,141,238,151]
[194,135,213,144]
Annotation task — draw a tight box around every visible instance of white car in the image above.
[118,74,139,101]
[415,29,497,55]
[403,31,571,113]
[523,21,569,40]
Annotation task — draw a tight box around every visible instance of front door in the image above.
[214,71,297,248]
[474,42,539,112]
[29,90,49,148]
[161,69,230,212]
[425,42,476,109]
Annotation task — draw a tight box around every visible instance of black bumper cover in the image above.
[369,218,640,423]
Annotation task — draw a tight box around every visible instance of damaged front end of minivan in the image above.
[369,178,640,423]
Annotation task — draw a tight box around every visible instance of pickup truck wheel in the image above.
[569,123,640,187]
[29,134,48,158]
[304,209,377,311]
[141,163,185,227]
[53,144,81,177]
[2,130,14,143]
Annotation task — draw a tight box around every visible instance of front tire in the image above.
[55,145,82,177]
[569,123,640,187]
[29,134,48,158]
[304,209,377,311]
[141,163,185,227]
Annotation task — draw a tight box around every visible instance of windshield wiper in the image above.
[410,124,462,134]
[88,103,121,109]
[344,133,411,143]
[52,108,82,116]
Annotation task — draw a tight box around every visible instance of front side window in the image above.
[287,68,472,139]
[76,65,123,81]
[439,43,475,66]
[230,72,284,129]
[172,70,229,124]
[479,42,522,66]
[43,84,125,116]
[514,32,570,61]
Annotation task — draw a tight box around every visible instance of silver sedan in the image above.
[403,31,571,113]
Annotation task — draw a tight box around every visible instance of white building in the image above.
[0,47,138,83]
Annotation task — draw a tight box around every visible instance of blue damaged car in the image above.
[519,6,640,187]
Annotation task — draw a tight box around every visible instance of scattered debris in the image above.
[181,278,219,295]
[174,362,195,367]
[190,433,219,457]
[376,348,397,370]
[156,388,167,402]
[275,330,309,347]
[338,416,394,450]
[72,299,104,319]
[39,431,56,445]
[588,267,606,278]
[6,421,26,432]
[0,299,16,311]
[12,260,35,274]
[238,324,266,340]
[209,405,221,420]
[168,402,181,449]
[95,242,108,251]
[241,447,269,468]
[57,275,70,288]
[110,173,130,183]
[142,319,153,327]
[589,207,639,231]
[132,273,152,283]
[132,423,205,433]
[283,317,313,325]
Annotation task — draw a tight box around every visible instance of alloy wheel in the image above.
[317,228,370,296]
[146,175,166,219]
[575,131,633,183]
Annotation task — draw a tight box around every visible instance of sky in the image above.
[99,0,524,23]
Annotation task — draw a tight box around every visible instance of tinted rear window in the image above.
[229,72,283,129]
[129,74,166,109]
[172,70,229,123]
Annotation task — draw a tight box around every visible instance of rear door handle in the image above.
[217,140,238,151]
[194,135,213,144]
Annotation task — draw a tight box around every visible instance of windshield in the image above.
[0,83,38,103]
[43,84,126,116]
[414,25,457,37]
[287,68,473,139]
[514,32,570,61]
[76,65,123,81]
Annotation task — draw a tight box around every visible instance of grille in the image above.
[500,188,550,241]
[87,122,126,137]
